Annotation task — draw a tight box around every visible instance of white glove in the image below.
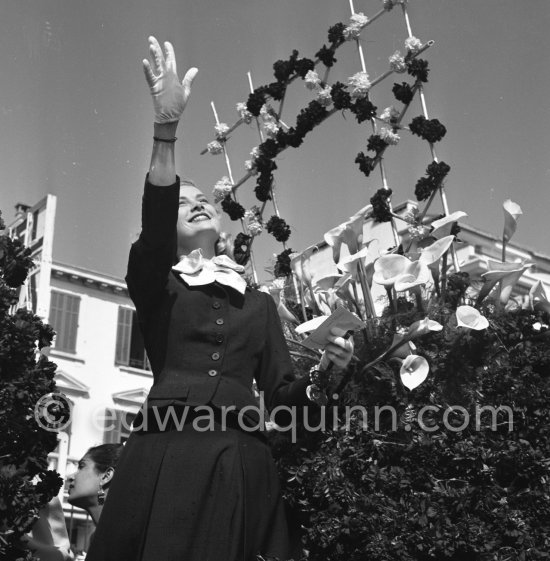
[142,36,198,124]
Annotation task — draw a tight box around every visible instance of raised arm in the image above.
[125,38,198,319]
[142,36,198,186]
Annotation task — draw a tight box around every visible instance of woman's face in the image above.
[67,454,102,508]
[177,185,221,253]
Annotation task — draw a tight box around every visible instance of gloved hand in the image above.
[142,36,198,124]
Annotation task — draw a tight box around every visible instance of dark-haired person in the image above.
[86,36,354,561]
[67,443,123,525]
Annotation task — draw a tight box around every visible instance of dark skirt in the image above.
[86,414,298,561]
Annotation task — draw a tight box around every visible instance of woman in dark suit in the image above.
[86,36,354,561]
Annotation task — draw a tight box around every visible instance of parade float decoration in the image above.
[201,1,550,558]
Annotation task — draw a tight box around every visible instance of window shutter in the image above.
[115,307,133,365]
[103,408,122,444]
[49,291,80,353]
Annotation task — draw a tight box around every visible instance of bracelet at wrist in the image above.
[153,136,177,143]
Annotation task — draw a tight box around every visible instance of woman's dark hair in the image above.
[86,443,123,474]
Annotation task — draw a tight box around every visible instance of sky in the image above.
[1,0,549,282]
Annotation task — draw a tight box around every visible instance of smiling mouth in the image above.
[189,213,211,223]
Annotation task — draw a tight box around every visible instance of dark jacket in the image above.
[126,178,309,425]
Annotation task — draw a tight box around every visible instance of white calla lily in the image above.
[406,317,443,339]
[400,355,429,390]
[373,254,411,287]
[478,260,533,305]
[529,280,550,315]
[456,305,489,330]
[323,206,369,263]
[503,199,522,243]
[394,260,432,292]
[430,211,467,239]
[418,235,455,266]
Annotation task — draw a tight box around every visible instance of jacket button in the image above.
[215,318,224,325]
[212,302,221,309]
[215,334,224,344]
[208,369,218,377]
[211,352,220,361]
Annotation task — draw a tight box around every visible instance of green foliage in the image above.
[272,305,550,560]
[0,211,62,560]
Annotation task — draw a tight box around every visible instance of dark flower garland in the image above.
[409,115,447,143]
[294,57,316,78]
[392,82,415,105]
[233,232,252,266]
[367,134,388,155]
[273,50,299,82]
[259,138,279,159]
[246,90,267,116]
[327,23,346,46]
[254,154,278,175]
[426,160,451,183]
[414,160,451,201]
[236,16,438,258]
[330,82,352,110]
[370,188,393,223]
[295,100,329,136]
[221,197,246,220]
[266,216,291,243]
[350,97,377,123]
[315,44,337,67]
[264,81,287,101]
[255,172,274,202]
[277,127,303,149]
[414,176,434,202]
[274,248,294,278]
[355,152,377,177]
[406,57,429,83]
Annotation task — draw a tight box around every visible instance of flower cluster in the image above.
[367,134,388,154]
[212,176,233,203]
[221,196,245,220]
[392,82,415,105]
[348,71,371,99]
[330,82,352,110]
[266,216,292,243]
[389,51,407,73]
[370,187,393,222]
[380,127,400,146]
[350,97,377,123]
[404,35,423,54]
[355,131,392,178]
[274,248,294,277]
[315,44,337,68]
[406,56,429,82]
[409,115,447,143]
[379,105,401,124]
[343,12,369,40]
[304,70,321,90]
[245,206,263,236]
[236,102,253,124]
[355,152,377,177]
[414,160,451,201]
[214,122,230,140]
[233,232,251,266]
[206,140,223,155]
